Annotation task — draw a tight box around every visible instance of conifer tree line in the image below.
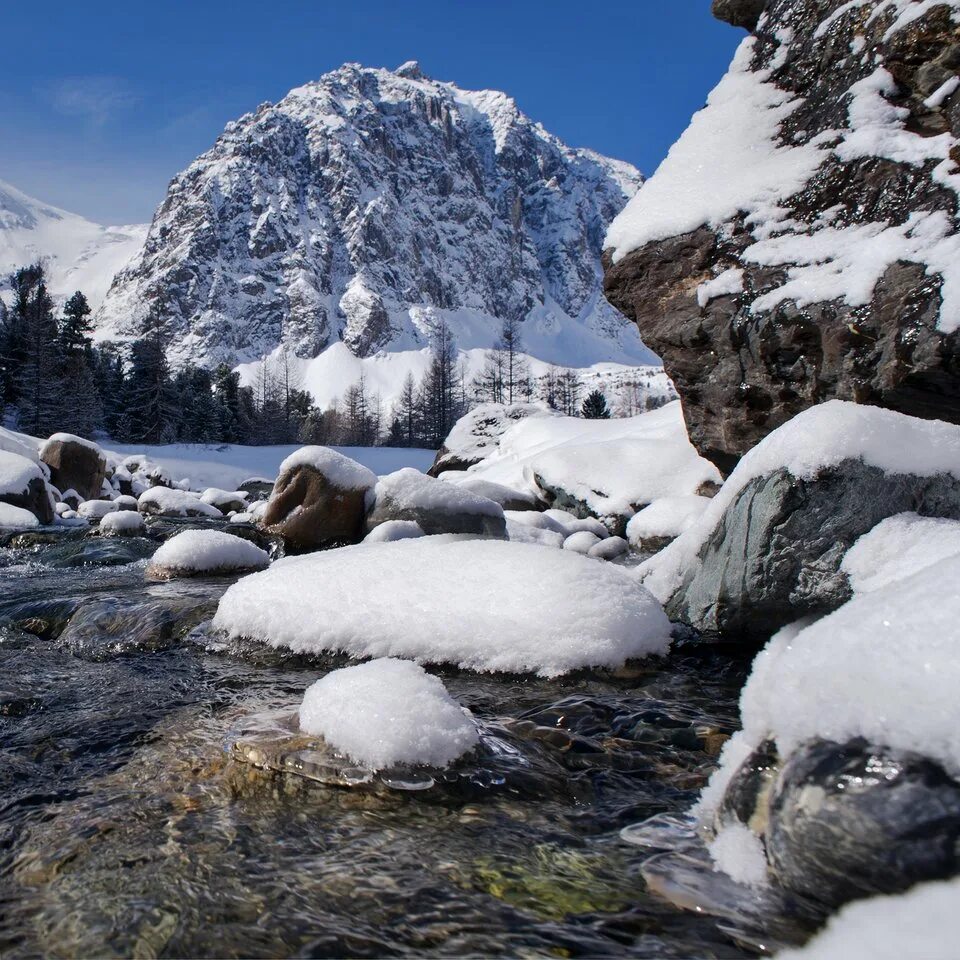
[0,262,665,446]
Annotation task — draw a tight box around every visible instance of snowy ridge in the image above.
[0,179,147,309]
[96,61,651,368]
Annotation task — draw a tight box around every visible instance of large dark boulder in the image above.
[667,459,960,640]
[604,0,960,473]
[4,477,54,526]
[261,451,376,552]
[39,434,106,503]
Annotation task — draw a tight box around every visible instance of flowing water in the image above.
[0,521,759,958]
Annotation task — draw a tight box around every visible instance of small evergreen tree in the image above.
[60,291,93,354]
[580,388,611,420]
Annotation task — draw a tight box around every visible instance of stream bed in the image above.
[0,522,757,958]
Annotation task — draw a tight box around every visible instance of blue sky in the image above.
[1,1,743,224]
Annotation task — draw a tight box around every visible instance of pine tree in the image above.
[419,319,458,447]
[60,291,93,354]
[212,363,243,442]
[14,265,62,435]
[581,388,611,420]
[127,305,177,442]
[397,372,418,446]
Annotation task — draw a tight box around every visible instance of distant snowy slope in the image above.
[97,61,652,368]
[0,179,147,308]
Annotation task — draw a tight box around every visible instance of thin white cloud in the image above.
[48,76,137,127]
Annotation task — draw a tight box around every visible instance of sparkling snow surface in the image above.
[213,538,672,677]
[77,500,120,520]
[98,510,145,535]
[0,503,40,529]
[777,877,960,960]
[298,658,479,770]
[151,530,270,574]
[137,487,222,518]
[639,400,960,603]
[708,822,769,889]
[626,496,711,545]
[362,520,426,543]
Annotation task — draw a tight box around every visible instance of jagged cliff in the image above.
[604,0,960,472]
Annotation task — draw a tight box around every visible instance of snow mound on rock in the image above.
[0,450,43,497]
[0,503,40,529]
[640,400,960,603]
[299,658,479,770]
[777,876,960,960]
[99,510,145,535]
[138,486,222,518]
[369,468,504,518]
[78,500,120,520]
[841,512,960,594]
[214,538,672,677]
[277,446,377,491]
[626,496,710,545]
[151,530,270,574]
[363,520,425,543]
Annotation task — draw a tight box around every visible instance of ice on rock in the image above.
[639,400,960,604]
[841,512,960,594]
[563,530,602,555]
[150,529,270,576]
[777,877,960,960]
[363,520,425,543]
[77,499,120,520]
[214,538,672,677]
[0,503,40,529]
[98,510,145,536]
[298,658,479,770]
[278,446,377,492]
[626,496,711,545]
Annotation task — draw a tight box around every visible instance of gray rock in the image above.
[39,435,106,503]
[712,0,767,30]
[2,477,54,526]
[668,460,960,640]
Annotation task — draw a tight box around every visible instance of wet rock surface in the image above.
[667,460,960,640]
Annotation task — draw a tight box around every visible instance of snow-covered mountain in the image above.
[0,179,147,309]
[96,61,654,368]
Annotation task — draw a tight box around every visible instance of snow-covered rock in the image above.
[96,63,651,372]
[460,402,721,533]
[0,450,53,525]
[588,535,629,561]
[442,475,540,512]
[39,433,106,503]
[429,402,556,475]
[640,401,960,639]
[77,499,120,520]
[138,486,223,518]
[362,519,426,543]
[562,530,602,555]
[604,1,960,470]
[777,877,960,960]
[365,468,506,538]
[148,529,270,579]
[199,487,249,513]
[504,518,565,549]
[260,446,376,551]
[625,495,710,551]
[0,502,41,530]
[299,658,479,770]
[98,510,146,537]
[0,178,147,310]
[213,537,672,677]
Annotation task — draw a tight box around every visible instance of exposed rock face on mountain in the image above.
[604,0,960,473]
[0,180,146,309]
[98,61,650,369]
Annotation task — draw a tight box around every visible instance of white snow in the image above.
[0,503,40,529]
[544,510,610,538]
[696,269,744,308]
[776,877,960,960]
[443,475,538,509]
[77,499,120,520]
[151,529,270,574]
[588,536,629,560]
[639,400,960,603]
[605,37,826,262]
[99,510,145,535]
[137,486,223,518]
[841,512,960,593]
[0,179,147,310]
[504,519,565,549]
[369,468,503,518]
[708,822,769,889]
[298,658,479,770]
[462,402,720,524]
[626,496,711,545]
[0,450,43,497]
[39,433,104,458]
[277,446,377,491]
[213,537,672,677]
[924,76,960,109]
[363,519,426,543]
[563,530,602,554]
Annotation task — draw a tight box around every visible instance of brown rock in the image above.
[712,0,767,31]
[39,435,106,503]
[260,465,370,552]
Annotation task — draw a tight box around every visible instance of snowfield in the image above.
[299,658,479,770]
[213,537,672,677]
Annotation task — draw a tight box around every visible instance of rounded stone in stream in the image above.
[766,738,960,909]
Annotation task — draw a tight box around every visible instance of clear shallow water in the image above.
[0,525,757,958]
